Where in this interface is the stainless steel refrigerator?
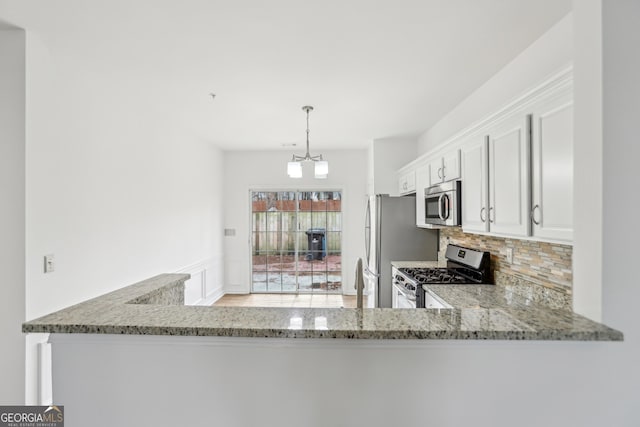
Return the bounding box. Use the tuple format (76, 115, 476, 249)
(364, 195, 439, 308)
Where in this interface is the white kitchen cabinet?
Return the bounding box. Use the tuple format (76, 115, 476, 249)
(488, 115, 531, 237)
(398, 170, 416, 195)
(428, 149, 460, 186)
(460, 116, 530, 237)
(415, 164, 429, 227)
(461, 136, 489, 233)
(404, 68, 573, 243)
(530, 96, 574, 241)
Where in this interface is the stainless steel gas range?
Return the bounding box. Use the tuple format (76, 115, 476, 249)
(391, 245, 491, 309)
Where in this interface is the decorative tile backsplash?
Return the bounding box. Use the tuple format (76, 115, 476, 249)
(439, 228, 573, 295)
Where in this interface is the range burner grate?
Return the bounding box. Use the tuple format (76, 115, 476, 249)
(399, 267, 476, 285)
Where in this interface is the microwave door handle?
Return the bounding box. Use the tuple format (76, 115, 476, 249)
(443, 194, 450, 220)
(437, 194, 445, 220)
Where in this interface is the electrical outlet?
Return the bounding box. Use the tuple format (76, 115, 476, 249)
(505, 248, 513, 264)
(44, 254, 55, 273)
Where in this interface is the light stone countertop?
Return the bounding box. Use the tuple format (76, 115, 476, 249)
(22, 273, 623, 341)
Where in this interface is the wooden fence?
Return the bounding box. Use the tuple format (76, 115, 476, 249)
(252, 211, 342, 254)
(252, 200, 341, 212)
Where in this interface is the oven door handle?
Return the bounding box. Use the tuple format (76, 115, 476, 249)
(394, 284, 416, 302)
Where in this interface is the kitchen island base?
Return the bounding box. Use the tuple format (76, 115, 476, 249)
(48, 333, 631, 427)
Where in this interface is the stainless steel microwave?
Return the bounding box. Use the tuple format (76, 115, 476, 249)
(425, 180, 461, 226)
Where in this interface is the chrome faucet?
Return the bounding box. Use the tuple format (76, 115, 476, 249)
(354, 258, 365, 309)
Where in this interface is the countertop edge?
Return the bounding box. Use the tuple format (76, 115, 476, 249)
(21, 273, 624, 342)
(21, 323, 624, 341)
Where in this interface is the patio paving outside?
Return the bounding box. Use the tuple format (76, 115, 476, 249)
(252, 254, 342, 293)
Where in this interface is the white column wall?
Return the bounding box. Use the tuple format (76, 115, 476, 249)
(0, 27, 26, 405)
(601, 0, 640, 340)
(572, 0, 603, 320)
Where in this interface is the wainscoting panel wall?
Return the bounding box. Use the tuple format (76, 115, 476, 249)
(177, 256, 224, 305)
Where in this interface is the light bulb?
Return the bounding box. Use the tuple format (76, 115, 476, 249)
(287, 161, 302, 178)
(314, 161, 328, 179)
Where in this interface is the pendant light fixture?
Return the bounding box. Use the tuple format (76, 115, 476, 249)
(287, 106, 328, 179)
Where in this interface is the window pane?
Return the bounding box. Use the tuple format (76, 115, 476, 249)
(297, 251, 311, 271)
(252, 232, 267, 255)
(311, 256, 327, 272)
(297, 212, 311, 232)
(312, 273, 328, 292)
(265, 211, 280, 233)
(266, 272, 283, 292)
(266, 253, 282, 269)
(327, 212, 342, 232)
(282, 274, 297, 292)
(252, 253, 267, 271)
(327, 192, 341, 212)
(311, 212, 327, 229)
(276, 191, 297, 211)
(325, 231, 341, 253)
(252, 212, 266, 232)
(327, 252, 342, 272)
(252, 270, 267, 292)
(312, 198, 327, 212)
(327, 271, 342, 290)
(298, 271, 313, 292)
(265, 232, 282, 253)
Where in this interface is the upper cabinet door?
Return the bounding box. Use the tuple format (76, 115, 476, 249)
(398, 170, 416, 195)
(461, 137, 489, 233)
(531, 97, 574, 241)
(428, 158, 443, 186)
(442, 149, 461, 182)
(429, 150, 460, 186)
(488, 116, 531, 237)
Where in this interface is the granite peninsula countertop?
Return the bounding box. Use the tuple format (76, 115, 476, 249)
(22, 273, 623, 341)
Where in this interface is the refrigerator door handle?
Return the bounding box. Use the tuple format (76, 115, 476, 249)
(364, 266, 380, 278)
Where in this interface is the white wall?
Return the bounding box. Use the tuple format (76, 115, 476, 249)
(23, 33, 225, 403)
(417, 13, 573, 155)
(223, 150, 367, 295)
(0, 27, 25, 404)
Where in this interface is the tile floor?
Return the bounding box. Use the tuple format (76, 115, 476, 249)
(212, 293, 371, 308)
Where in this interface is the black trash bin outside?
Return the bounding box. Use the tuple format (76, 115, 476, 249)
(305, 228, 326, 261)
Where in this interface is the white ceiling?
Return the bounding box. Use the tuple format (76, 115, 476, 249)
(0, 0, 571, 151)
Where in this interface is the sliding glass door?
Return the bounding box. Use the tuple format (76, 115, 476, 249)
(251, 190, 342, 293)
